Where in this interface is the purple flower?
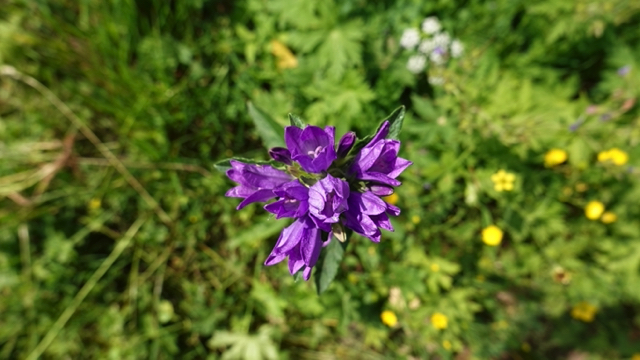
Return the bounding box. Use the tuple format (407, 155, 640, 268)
(269, 147, 292, 165)
(225, 160, 294, 210)
(308, 174, 350, 229)
(285, 125, 337, 173)
(224, 115, 411, 282)
(264, 216, 323, 280)
(349, 122, 412, 187)
(337, 131, 356, 158)
(343, 191, 400, 243)
(264, 180, 309, 219)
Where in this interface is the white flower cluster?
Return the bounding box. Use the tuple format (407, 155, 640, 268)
(399, 16, 464, 79)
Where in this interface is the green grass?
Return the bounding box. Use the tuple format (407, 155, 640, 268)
(1, 0, 640, 359)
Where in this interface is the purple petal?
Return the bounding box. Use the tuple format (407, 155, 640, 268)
(264, 251, 286, 266)
(308, 174, 350, 223)
(301, 226, 322, 266)
(337, 131, 356, 158)
(303, 266, 313, 280)
(274, 218, 306, 254)
(369, 185, 394, 196)
(357, 172, 402, 187)
(387, 157, 412, 178)
(349, 141, 385, 175)
(386, 203, 401, 217)
(371, 213, 394, 232)
(348, 191, 387, 216)
(269, 147, 292, 165)
(284, 126, 305, 155)
(367, 121, 390, 147)
(237, 189, 277, 210)
(288, 244, 305, 275)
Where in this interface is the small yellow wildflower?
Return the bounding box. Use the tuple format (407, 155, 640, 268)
(431, 312, 448, 330)
(598, 148, 628, 166)
(482, 225, 503, 246)
(585, 201, 605, 220)
(601, 211, 617, 224)
(631, 353, 640, 360)
(544, 149, 568, 167)
(442, 340, 452, 350)
(383, 193, 399, 205)
(270, 40, 298, 69)
(571, 301, 597, 322)
(490, 169, 516, 192)
(88, 198, 102, 210)
(430, 263, 440, 272)
(411, 215, 420, 224)
(381, 310, 398, 327)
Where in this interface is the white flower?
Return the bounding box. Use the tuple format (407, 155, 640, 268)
(429, 76, 445, 85)
(399, 28, 421, 49)
(450, 39, 464, 58)
(429, 50, 446, 65)
(421, 16, 441, 35)
(418, 39, 436, 54)
(407, 55, 427, 74)
(433, 32, 451, 47)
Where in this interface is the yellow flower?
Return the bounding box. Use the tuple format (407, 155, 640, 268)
(381, 310, 398, 327)
(411, 215, 420, 224)
(571, 301, 597, 322)
(490, 170, 516, 192)
(575, 182, 588, 192)
(631, 353, 640, 360)
(383, 193, 399, 205)
(442, 340, 452, 350)
(430, 263, 440, 272)
(431, 312, 448, 330)
(599, 148, 628, 166)
(88, 198, 102, 210)
(585, 201, 605, 220)
(601, 211, 617, 224)
(482, 225, 503, 246)
(270, 40, 298, 70)
(544, 149, 568, 167)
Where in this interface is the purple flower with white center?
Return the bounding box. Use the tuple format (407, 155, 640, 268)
(223, 112, 411, 283)
(264, 180, 309, 219)
(285, 125, 337, 173)
(225, 160, 294, 210)
(308, 174, 350, 229)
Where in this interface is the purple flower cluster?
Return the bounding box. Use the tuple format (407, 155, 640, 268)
(225, 121, 411, 280)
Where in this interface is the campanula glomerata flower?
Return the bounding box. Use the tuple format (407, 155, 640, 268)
(224, 119, 411, 281)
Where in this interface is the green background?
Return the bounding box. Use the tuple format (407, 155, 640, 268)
(1, 0, 640, 359)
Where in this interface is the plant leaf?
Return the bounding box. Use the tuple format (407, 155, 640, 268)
(288, 113, 305, 128)
(314, 232, 349, 294)
(213, 157, 282, 173)
(247, 101, 286, 149)
(381, 105, 405, 140)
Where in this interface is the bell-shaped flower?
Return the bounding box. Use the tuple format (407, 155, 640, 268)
(285, 125, 337, 173)
(264, 180, 309, 219)
(349, 122, 412, 187)
(264, 216, 323, 280)
(308, 174, 349, 230)
(225, 160, 294, 210)
(343, 190, 399, 243)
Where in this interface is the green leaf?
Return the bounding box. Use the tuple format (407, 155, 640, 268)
(381, 106, 405, 140)
(314, 232, 349, 294)
(247, 102, 285, 149)
(288, 113, 305, 128)
(213, 157, 282, 173)
(346, 106, 406, 157)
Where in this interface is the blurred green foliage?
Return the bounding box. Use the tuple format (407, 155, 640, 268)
(1, 0, 640, 359)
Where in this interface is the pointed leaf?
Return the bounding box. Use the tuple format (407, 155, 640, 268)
(288, 113, 305, 128)
(247, 102, 286, 149)
(381, 105, 405, 140)
(315, 232, 350, 294)
(213, 157, 283, 173)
